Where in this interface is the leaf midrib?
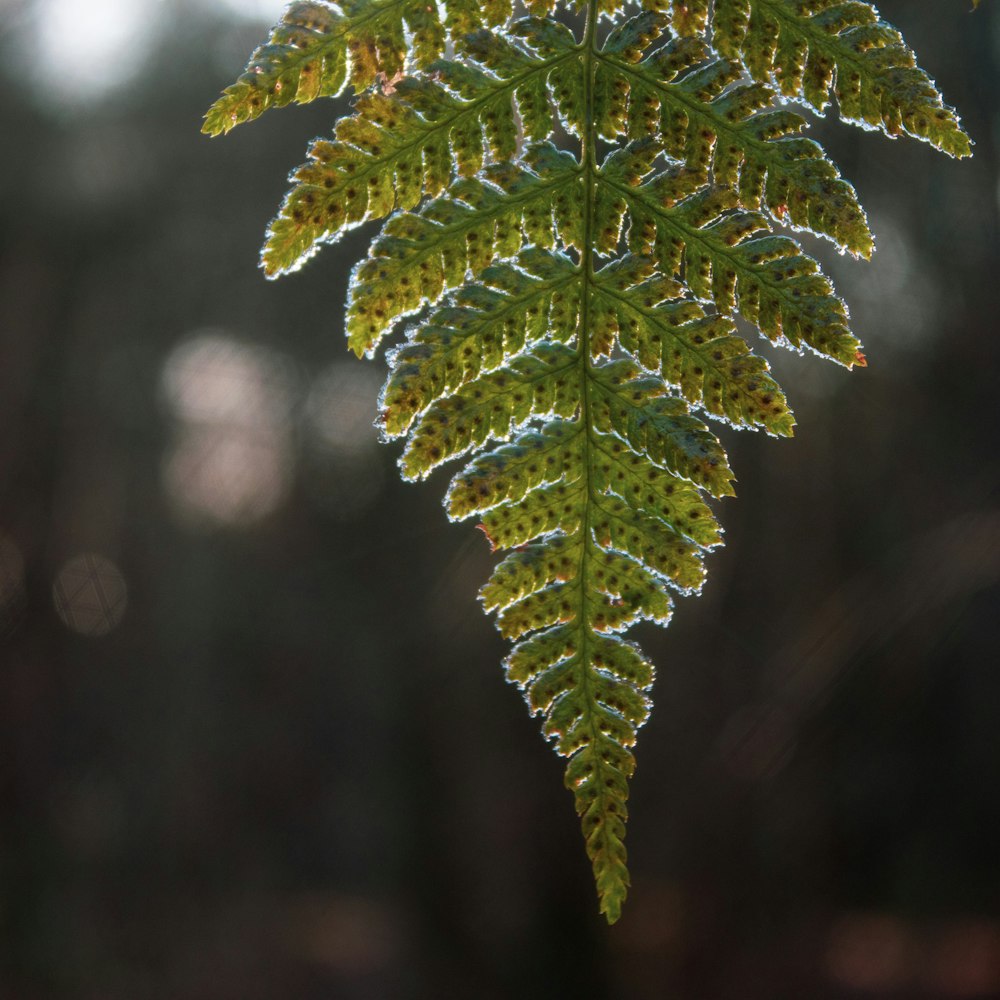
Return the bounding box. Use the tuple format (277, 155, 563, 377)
(751, 0, 892, 98)
(233, 0, 431, 93)
(601, 174, 829, 330)
(595, 282, 773, 423)
(270, 49, 578, 270)
(575, 0, 627, 922)
(391, 269, 581, 434)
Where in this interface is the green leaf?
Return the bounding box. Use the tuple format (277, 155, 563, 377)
(203, 0, 517, 134)
(346, 147, 581, 356)
(603, 149, 862, 367)
(593, 255, 795, 434)
(381, 251, 579, 439)
(596, 15, 874, 256)
(709, 0, 972, 157)
(206, 0, 971, 924)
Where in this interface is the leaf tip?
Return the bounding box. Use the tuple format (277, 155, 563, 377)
(598, 870, 629, 925)
(476, 523, 498, 552)
(200, 112, 227, 137)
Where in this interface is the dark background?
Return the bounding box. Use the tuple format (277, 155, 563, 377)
(1, 1, 998, 996)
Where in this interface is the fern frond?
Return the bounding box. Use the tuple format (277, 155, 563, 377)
(593, 254, 794, 433)
(399, 343, 580, 478)
(706, 0, 972, 157)
(202, 0, 525, 134)
(601, 147, 860, 366)
(261, 17, 596, 282)
(381, 250, 580, 437)
(668, 0, 710, 36)
(448, 377, 729, 922)
(390, 238, 736, 918)
(595, 13, 874, 256)
(207, 0, 971, 923)
(347, 147, 581, 355)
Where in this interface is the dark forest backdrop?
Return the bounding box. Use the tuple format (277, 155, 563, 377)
(1, 1, 998, 996)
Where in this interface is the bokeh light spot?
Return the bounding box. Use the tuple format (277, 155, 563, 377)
(26, 0, 163, 104)
(826, 913, 910, 992)
(53, 554, 128, 637)
(162, 331, 296, 430)
(305, 362, 384, 454)
(301, 363, 386, 519)
(164, 424, 292, 527)
(161, 331, 297, 528)
(927, 922, 1000, 997)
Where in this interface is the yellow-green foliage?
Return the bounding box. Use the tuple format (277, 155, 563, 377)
(205, 0, 970, 923)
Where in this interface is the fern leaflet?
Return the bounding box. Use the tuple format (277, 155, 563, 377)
(205, 0, 970, 922)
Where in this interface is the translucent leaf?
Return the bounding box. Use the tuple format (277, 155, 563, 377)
(713, 0, 972, 157)
(597, 20, 874, 255)
(206, 0, 972, 925)
(203, 0, 514, 134)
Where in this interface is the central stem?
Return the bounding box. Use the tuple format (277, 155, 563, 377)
(575, 0, 599, 652)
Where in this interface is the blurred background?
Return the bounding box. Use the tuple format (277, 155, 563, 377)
(0, 0, 998, 996)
